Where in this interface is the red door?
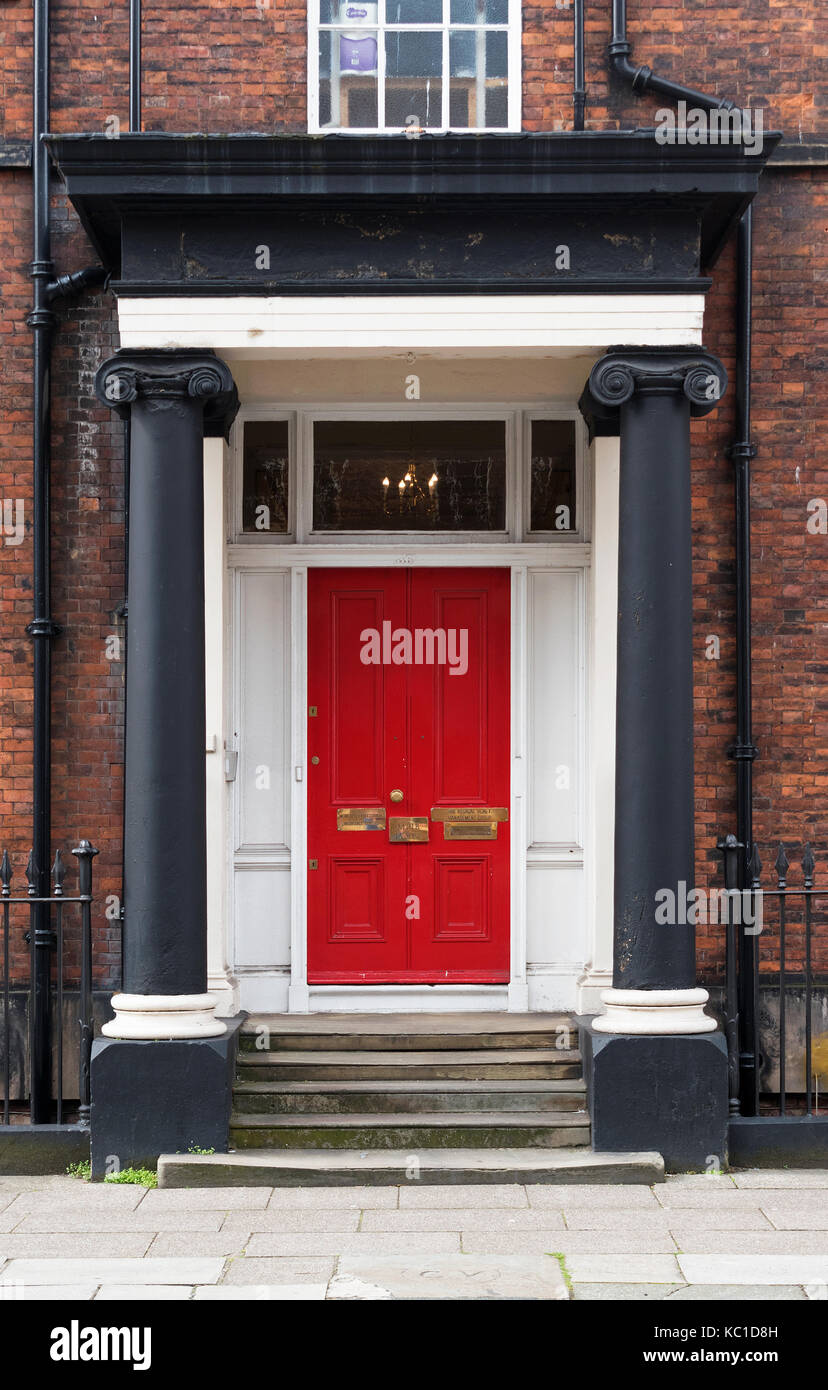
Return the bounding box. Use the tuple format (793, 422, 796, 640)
(307, 568, 510, 983)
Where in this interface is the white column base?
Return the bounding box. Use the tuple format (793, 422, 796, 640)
(592, 987, 717, 1036)
(101, 992, 227, 1040)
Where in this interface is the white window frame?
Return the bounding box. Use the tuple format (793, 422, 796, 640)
(231, 402, 586, 544)
(307, 0, 522, 135)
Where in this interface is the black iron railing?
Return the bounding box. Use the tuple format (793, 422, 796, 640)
(719, 835, 828, 1120)
(1, 840, 98, 1126)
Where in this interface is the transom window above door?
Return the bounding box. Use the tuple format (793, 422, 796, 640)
(309, 0, 519, 133)
(237, 409, 582, 543)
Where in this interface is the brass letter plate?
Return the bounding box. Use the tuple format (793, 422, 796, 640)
(337, 808, 387, 831)
(431, 807, 509, 823)
(389, 816, 429, 843)
(444, 821, 498, 841)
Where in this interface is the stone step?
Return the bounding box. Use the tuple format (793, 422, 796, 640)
(239, 1012, 575, 1053)
(158, 1147, 665, 1188)
(233, 1078, 587, 1115)
(236, 1048, 582, 1082)
(228, 1111, 591, 1150)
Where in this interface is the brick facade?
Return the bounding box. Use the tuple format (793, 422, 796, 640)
(0, 2, 825, 987)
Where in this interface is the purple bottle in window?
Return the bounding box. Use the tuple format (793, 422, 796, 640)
(340, 34, 378, 72)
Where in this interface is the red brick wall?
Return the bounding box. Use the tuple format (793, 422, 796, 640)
(1, 3, 825, 989)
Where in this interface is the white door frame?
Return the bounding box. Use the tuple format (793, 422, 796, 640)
(267, 544, 589, 1013)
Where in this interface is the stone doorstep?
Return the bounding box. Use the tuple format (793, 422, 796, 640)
(157, 1147, 665, 1188)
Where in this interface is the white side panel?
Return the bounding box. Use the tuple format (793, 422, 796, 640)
(237, 570, 291, 852)
(528, 569, 582, 850)
(578, 434, 621, 1013)
(204, 438, 237, 1016)
(234, 866, 291, 969)
(526, 863, 585, 966)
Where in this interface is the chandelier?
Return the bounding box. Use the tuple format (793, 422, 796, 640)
(382, 461, 439, 518)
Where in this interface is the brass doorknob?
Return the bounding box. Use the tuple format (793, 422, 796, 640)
(389, 789, 404, 803)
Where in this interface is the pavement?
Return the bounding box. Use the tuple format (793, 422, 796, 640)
(0, 1170, 826, 1300)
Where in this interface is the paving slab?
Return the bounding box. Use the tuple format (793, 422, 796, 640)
(528, 1185, 659, 1209)
(0, 1214, 22, 1233)
(666, 1283, 809, 1301)
(670, 1230, 828, 1255)
(573, 1283, 688, 1300)
(244, 1231, 461, 1257)
(397, 1183, 527, 1208)
(733, 1171, 828, 1189)
(564, 1254, 685, 1283)
(0, 1235, 153, 1259)
(3, 1284, 100, 1301)
(221, 1210, 362, 1233)
(563, 1209, 773, 1232)
(0, 1257, 225, 1286)
(267, 1187, 398, 1210)
(360, 1208, 566, 1233)
(148, 1233, 251, 1258)
(17, 1212, 226, 1234)
(573, 1282, 807, 1301)
(3, 1189, 146, 1214)
(764, 1209, 828, 1230)
(94, 1285, 193, 1301)
(328, 1254, 569, 1300)
(138, 1187, 272, 1211)
(678, 1254, 828, 1285)
(195, 1283, 328, 1300)
(654, 1190, 783, 1210)
(219, 1257, 336, 1284)
(0, 1177, 75, 1193)
(460, 1231, 676, 1256)
(659, 1175, 738, 1189)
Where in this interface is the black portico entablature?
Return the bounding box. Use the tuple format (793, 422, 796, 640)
(44, 132, 780, 297)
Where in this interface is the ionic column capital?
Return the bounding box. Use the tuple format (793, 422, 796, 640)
(95, 349, 239, 439)
(579, 346, 727, 437)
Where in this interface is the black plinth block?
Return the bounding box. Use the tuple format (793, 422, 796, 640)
(579, 1020, 729, 1172)
(89, 1016, 244, 1179)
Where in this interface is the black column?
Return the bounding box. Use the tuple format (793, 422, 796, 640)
(577, 348, 731, 1169)
(89, 351, 241, 1177)
(582, 348, 727, 992)
(95, 352, 238, 997)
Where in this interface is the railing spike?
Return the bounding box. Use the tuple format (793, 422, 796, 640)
(0, 849, 11, 895)
(775, 842, 789, 886)
(25, 849, 37, 896)
(802, 842, 815, 888)
(52, 848, 66, 897)
(747, 841, 762, 887)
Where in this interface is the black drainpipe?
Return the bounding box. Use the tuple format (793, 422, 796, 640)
(27, 0, 105, 1119)
(609, 0, 734, 113)
(573, 0, 585, 130)
(727, 207, 760, 1115)
(26, 0, 59, 1123)
(606, 1, 759, 1104)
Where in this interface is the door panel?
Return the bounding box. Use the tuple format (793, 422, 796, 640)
(307, 567, 510, 983)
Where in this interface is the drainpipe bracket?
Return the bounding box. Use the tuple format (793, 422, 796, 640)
(25, 618, 62, 640)
(727, 441, 758, 462)
(727, 740, 759, 762)
(26, 306, 56, 330)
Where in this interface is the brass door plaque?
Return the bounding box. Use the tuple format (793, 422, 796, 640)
(430, 807, 508, 823)
(444, 821, 498, 841)
(389, 816, 429, 843)
(337, 808, 387, 831)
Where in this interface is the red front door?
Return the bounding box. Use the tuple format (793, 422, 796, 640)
(307, 568, 511, 983)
